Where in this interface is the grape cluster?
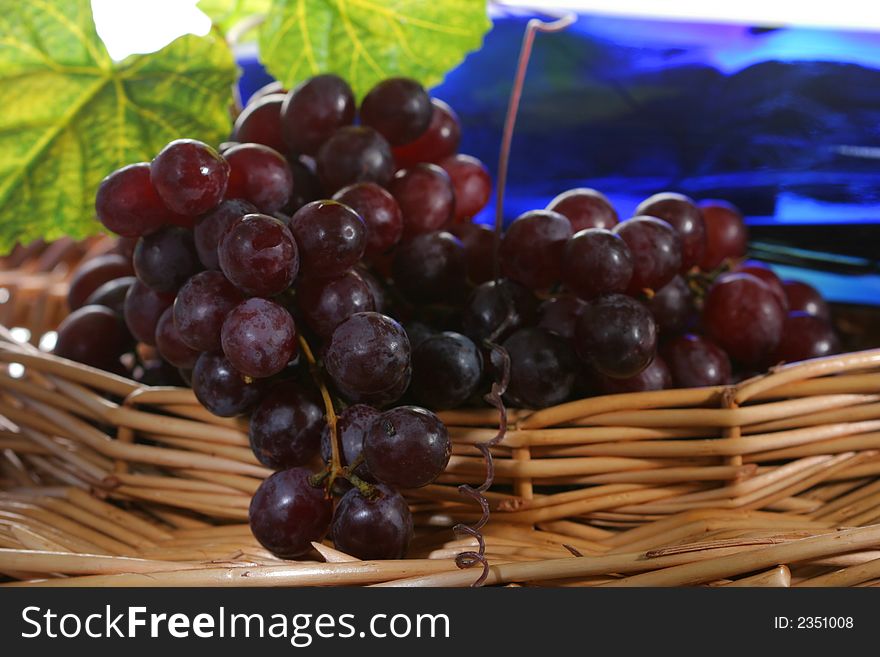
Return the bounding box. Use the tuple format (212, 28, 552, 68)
(55, 72, 841, 563)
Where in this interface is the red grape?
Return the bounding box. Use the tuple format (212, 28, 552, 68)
(194, 199, 258, 270)
(736, 261, 789, 313)
(316, 126, 394, 193)
(504, 327, 576, 408)
(391, 231, 467, 304)
(647, 275, 693, 334)
(500, 210, 573, 290)
(218, 213, 299, 297)
(662, 333, 732, 388)
(392, 98, 461, 168)
(133, 226, 201, 293)
(698, 200, 747, 270)
(636, 192, 705, 271)
(173, 270, 244, 351)
(575, 294, 658, 378)
(332, 485, 413, 560)
(597, 355, 672, 394)
(613, 216, 682, 294)
(288, 200, 366, 278)
(54, 305, 132, 371)
(155, 306, 199, 369)
(462, 278, 537, 342)
(439, 154, 492, 223)
(123, 279, 174, 345)
(411, 332, 483, 410)
(221, 298, 297, 378)
(249, 381, 325, 469)
(547, 188, 618, 232)
(537, 296, 586, 340)
(562, 228, 633, 300)
(281, 74, 355, 156)
(333, 182, 403, 258)
(232, 93, 286, 154)
(388, 164, 455, 238)
(783, 280, 830, 321)
(297, 270, 376, 338)
(224, 143, 293, 213)
(67, 253, 134, 310)
(769, 312, 840, 365)
(192, 351, 263, 417)
(84, 276, 135, 317)
(319, 404, 379, 481)
(449, 221, 495, 284)
(95, 163, 179, 237)
(360, 77, 432, 146)
(150, 139, 229, 216)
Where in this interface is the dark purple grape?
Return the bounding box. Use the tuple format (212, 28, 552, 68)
(449, 221, 495, 284)
(462, 279, 537, 342)
(316, 126, 394, 193)
(285, 157, 324, 214)
(702, 272, 785, 365)
(332, 484, 413, 559)
(562, 228, 633, 300)
(392, 98, 460, 168)
(319, 404, 379, 481)
(224, 143, 293, 213)
(54, 305, 132, 371)
(150, 139, 229, 216)
(783, 280, 830, 321)
(173, 270, 244, 352)
(391, 231, 466, 304)
(537, 296, 586, 340)
(67, 254, 134, 310)
(136, 359, 186, 387)
(504, 327, 576, 408)
(218, 213, 299, 297)
(95, 163, 180, 237)
(281, 74, 356, 156)
(194, 199, 258, 270)
(662, 334, 732, 388)
(133, 226, 201, 293)
(768, 313, 840, 365)
(364, 406, 450, 489)
(155, 306, 199, 369)
(123, 280, 174, 345)
(84, 276, 136, 317)
(736, 262, 789, 313)
(192, 351, 263, 417)
(439, 154, 491, 223)
(501, 210, 572, 291)
(297, 270, 376, 338)
(404, 322, 436, 351)
(698, 200, 747, 271)
(221, 298, 297, 378)
(249, 467, 333, 558)
(360, 77, 432, 146)
(636, 193, 705, 271)
(333, 182, 403, 258)
(574, 294, 658, 378)
(596, 355, 672, 394)
(388, 164, 455, 239)
(323, 313, 411, 404)
(232, 93, 286, 154)
(547, 188, 618, 232)
(647, 275, 693, 334)
(356, 265, 386, 313)
(411, 332, 482, 410)
(249, 381, 325, 469)
(288, 200, 366, 278)
(613, 216, 682, 294)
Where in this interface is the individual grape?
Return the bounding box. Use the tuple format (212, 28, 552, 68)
(702, 272, 785, 365)
(562, 228, 633, 300)
(449, 221, 494, 284)
(462, 279, 537, 342)
(503, 327, 576, 408)
(500, 210, 573, 290)
(546, 188, 618, 232)
(332, 182, 403, 258)
(662, 334, 732, 388)
(95, 163, 179, 237)
(574, 294, 658, 378)
(392, 98, 461, 168)
(316, 126, 394, 193)
(67, 254, 134, 310)
(698, 200, 747, 270)
(192, 351, 264, 417)
(360, 77, 432, 146)
(411, 332, 482, 410)
(332, 485, 413, 560)
(232, 93, 286, 154)
(150, 139, 230, 216)
(153, 306, 199, 369)
(173, 270, 244, 351)
(647, 275, 693, 334)
(54, 305, 132, 371)
(768, 312, 840, 364)
(323, 313, 411, 403)
(537, 296, 586, 340)
(391, 231, 467, 304)
(84, 276, 136, 317)
(249, 381, 325, 469)
(133, 226, 201, 293)
(194, 199, 258, 270)
(221, 298, 297, 378)
(388, 164, 455, 238)
(735, 261, 789, 313)
(249, 467, 333, 558)
(636, 192, 705, 271)
(123, 280, 174, 345)
(613, 216, 682, 294)
(439, 154, 492, 223)
(288, 200, 366, 277)
(363, 406, 451, 489)
(596, 356, 672, 394)
(285, 157, 324, 214)
(297, 270, 376, 338)
(783, 280, 830, 321)
(281, 74, 356, 156)
(218, 213, 299, 297)
(319, 404, 379, 481)
(224, 143, 293, 213)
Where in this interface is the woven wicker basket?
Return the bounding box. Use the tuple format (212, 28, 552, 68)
(2, 242, 880, 587)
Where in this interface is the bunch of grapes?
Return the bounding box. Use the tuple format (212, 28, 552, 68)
(53, 71, 840, 563)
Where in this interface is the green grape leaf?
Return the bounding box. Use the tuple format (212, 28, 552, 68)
(259, 0, 491, 99)
(198, 0, 271, 37)
(0, 0, 237, 251)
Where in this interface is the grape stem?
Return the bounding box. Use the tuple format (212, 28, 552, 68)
(297, 335, 342, 492)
